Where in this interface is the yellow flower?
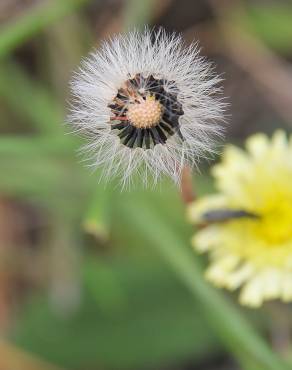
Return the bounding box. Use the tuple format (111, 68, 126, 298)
(188, 131, 292, 307)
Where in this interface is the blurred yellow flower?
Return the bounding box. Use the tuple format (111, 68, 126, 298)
(188, 131, 292, 307)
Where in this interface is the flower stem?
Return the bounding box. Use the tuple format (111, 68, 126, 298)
(124, 198, 291, 370)
(180, 166, 196, 204)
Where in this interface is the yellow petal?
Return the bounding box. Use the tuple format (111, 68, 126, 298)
(239, 276, 264, 308)
(246, 133, 269, 159)
(193, 225, 222, 252)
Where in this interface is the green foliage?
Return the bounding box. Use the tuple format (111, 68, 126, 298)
(236, 4, 292, 53)
(0, 62, 63, 134)
(12, 258, 218, 370)
(121, 196, 291, 370)
(0, 0, 91, 58)
(0, 1, 291, 369)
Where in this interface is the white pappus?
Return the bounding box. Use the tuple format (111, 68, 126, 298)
(68, 28, 225, 187)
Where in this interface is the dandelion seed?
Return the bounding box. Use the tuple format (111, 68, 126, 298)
(68, 28, 225, 187)
(188, 131, 292, 307)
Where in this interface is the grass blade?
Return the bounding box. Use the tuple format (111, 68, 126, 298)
(123, 198, 290, 370)
(0, 0, 90, 58)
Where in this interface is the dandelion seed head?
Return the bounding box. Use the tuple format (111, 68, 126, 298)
(68, 28, 225, 187)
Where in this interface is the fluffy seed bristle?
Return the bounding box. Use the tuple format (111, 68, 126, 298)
(68, 28, 226, 187)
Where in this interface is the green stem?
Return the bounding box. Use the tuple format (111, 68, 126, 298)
(124, 199, 290, 370)
(83, 185, 113, 241)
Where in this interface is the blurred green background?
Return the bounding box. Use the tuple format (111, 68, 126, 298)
(1, 1, 292, 369)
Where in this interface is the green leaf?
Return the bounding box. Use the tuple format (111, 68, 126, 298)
(0, 62, 63, 134)
(0, 0, 91, 58)
(12, 258, 218, 369)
